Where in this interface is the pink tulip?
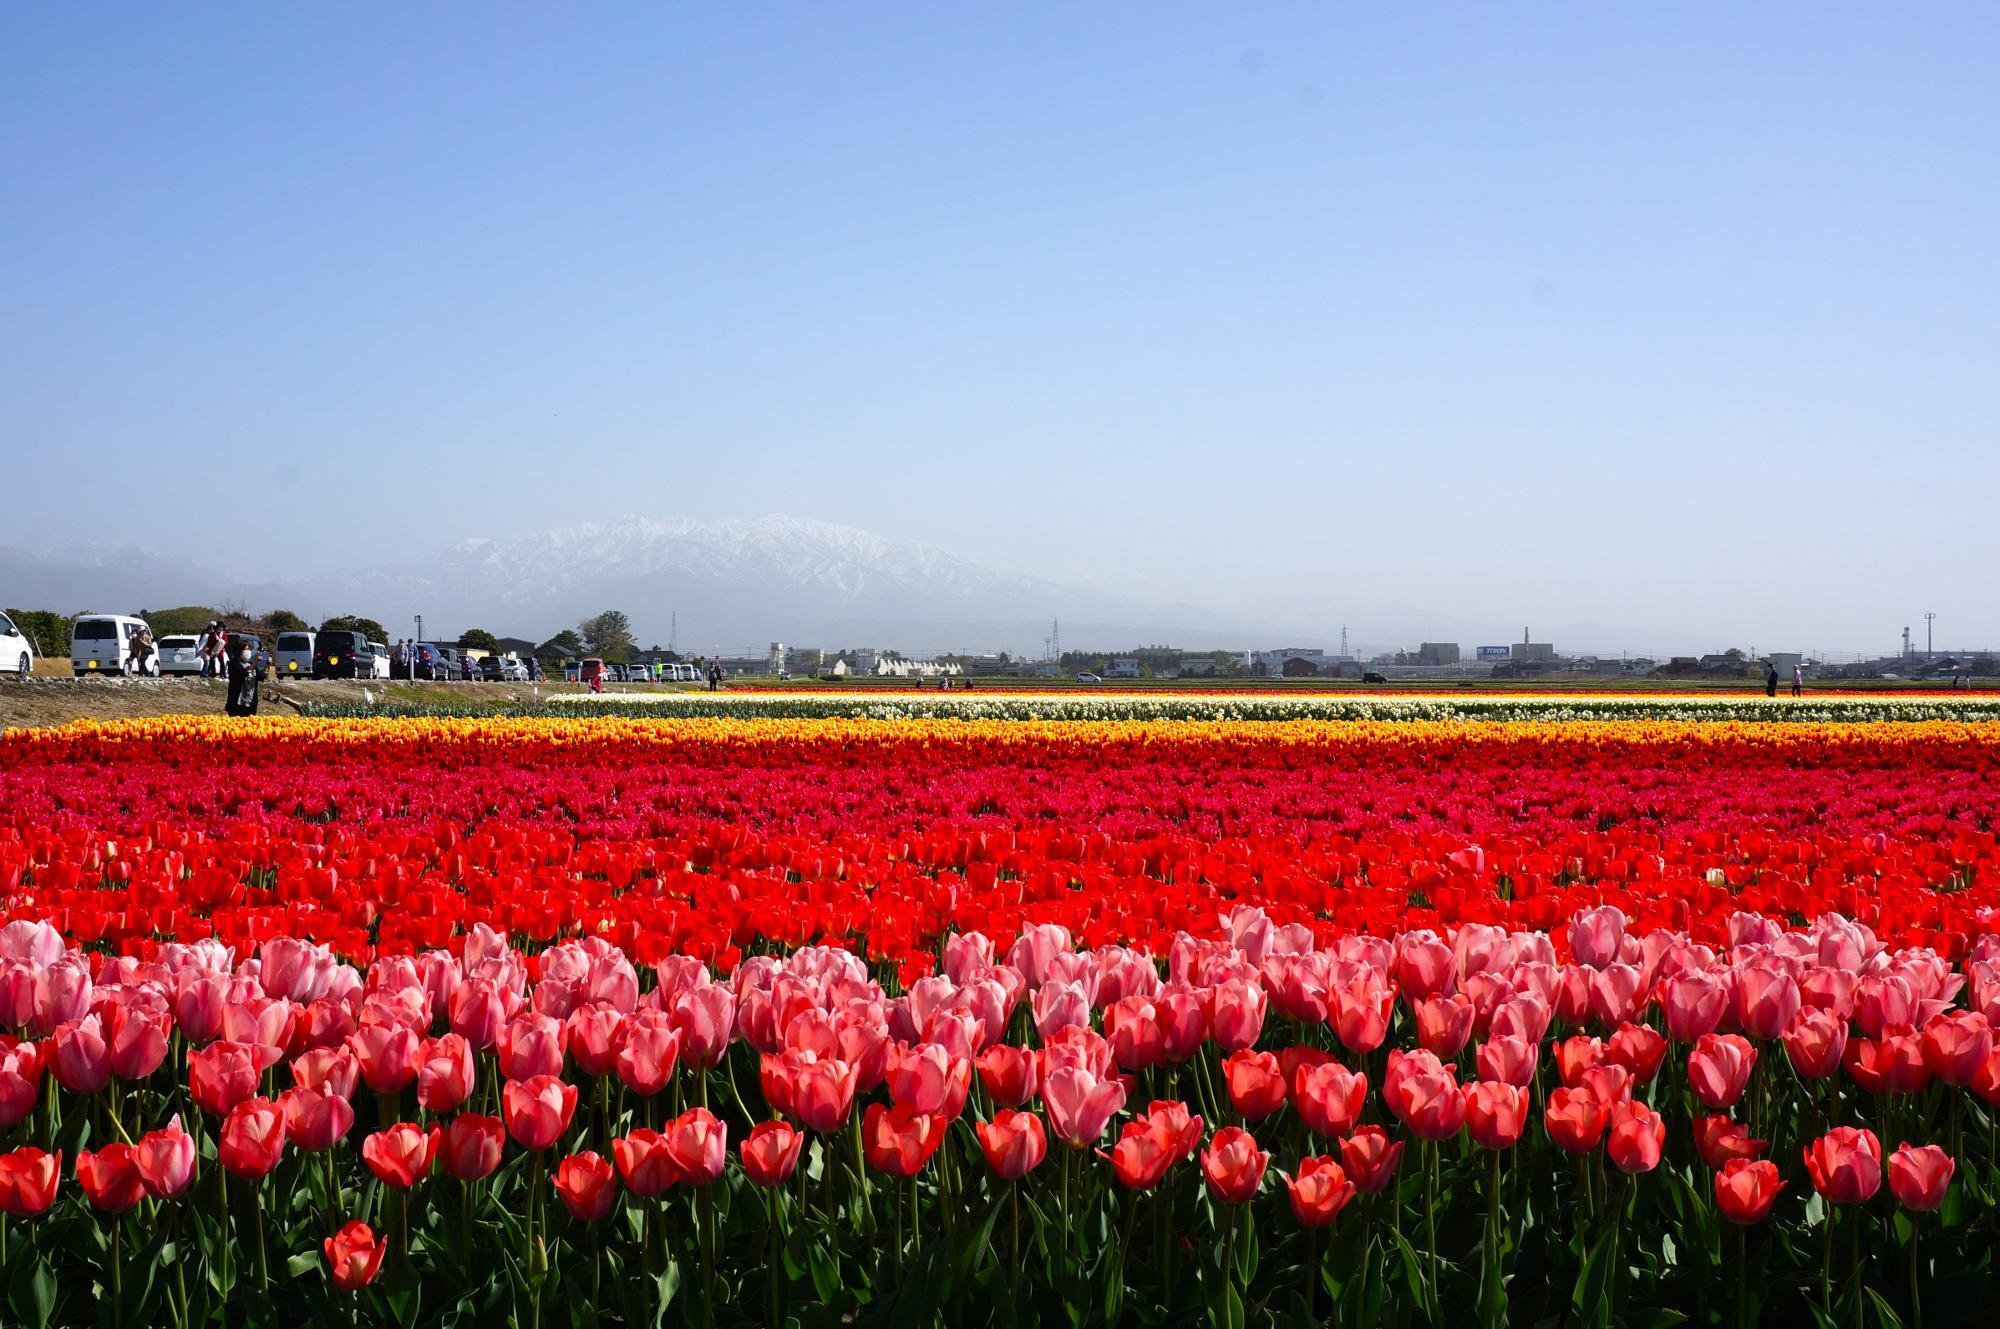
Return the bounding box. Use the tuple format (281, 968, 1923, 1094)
(1042, 1065, 1127, 1149)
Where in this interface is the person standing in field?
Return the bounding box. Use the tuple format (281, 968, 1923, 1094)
(1791, 663, 1803, 697)
(224, 635, 260, 715)
(1765, 663, 1779, 697)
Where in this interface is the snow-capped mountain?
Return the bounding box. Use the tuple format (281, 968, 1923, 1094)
(301, 514, 1268, 653)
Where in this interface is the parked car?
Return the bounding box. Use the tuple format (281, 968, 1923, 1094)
(275, 631, 316, 679)
(1075, 672, 1102, 684)
(477, 654, 529, 682)
(312, 631, 379, 679)
(71, 614, 158, 676)
(431, 646, 464, 680)
(156, 634, 204, 676)
(0, 611, 35, 678)
(406, 642, 444, 679)
(366, 642, 392, 679)
(1363, 671, 1389, 685)
(579, 658, 606, 686)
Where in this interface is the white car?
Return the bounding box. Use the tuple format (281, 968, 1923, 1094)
(274, 631, 316, 679)
(0, 611, 35, 678)
(72, 614, 159, 676)
(367, 642, 392, 679)
(157, 634, 205, 675)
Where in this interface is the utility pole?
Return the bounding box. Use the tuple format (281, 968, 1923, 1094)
(1926, 612, 1937, 659)
(670, 611, 677, 654)
(414, 616, 423, 682)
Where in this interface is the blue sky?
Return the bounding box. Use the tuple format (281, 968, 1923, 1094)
(4, 5, 1996, 652)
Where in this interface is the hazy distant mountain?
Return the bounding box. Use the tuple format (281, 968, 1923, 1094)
(305, 514, 1292, 653)
(2, 516, 1725, 658)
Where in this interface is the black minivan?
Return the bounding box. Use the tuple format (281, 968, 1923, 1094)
(312, 631, 378, 679)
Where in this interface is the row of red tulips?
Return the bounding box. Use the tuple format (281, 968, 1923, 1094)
(0, 905, 1996, 1326)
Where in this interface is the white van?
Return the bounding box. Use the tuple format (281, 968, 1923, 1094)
(274, 631, 316, 678)
(71, 614, 158, 676)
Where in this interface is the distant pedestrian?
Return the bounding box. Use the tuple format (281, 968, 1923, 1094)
(224, 636, 260, 716)
(708, 663, 722, 692)
(392, 640, 407, 677)
(1791, 664, 1803, 697)
(1764, 663, 1779, 698)
(199, 621, 225, 680)
(129, 625, 155, 677)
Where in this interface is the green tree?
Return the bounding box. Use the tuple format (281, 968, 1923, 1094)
(538, 629, 585, 658)
(265, 609, 308, 632)
(141, 606, 223, 636)
(578, 611, 636, 662)
(457, 628, 500, 653)
(320, 614, 389, 643)
(4, 609, 70, 657)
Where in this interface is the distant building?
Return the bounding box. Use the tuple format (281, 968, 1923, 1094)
(1416, 642, 1461, 666)
(1255, 647, 1329, 676)
(1179, 656, 1221, 677)
(1511, 641, 1556, 663)
(1105, 656, 1141, 679)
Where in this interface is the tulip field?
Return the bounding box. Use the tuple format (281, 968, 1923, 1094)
(4, 711, 2000, 1326)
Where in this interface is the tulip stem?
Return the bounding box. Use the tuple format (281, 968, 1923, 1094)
(111, 1214, 123, 1329)
(1735, 1224, 1747, 1329)
(1909, 1215, 1922, 1329)
(251, 1180, 269, 1306)
(699, 1184, 716, 1329)
(1851, 1207, 1862, 1329)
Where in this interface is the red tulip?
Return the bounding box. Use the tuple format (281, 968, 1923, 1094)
(1782, 1008, 1847, 1080)
(1385, 1051, 1464, 1142)
(135, 1117, 197, 1199)
(1292, 1060, 1366, 1139)
(1201, 1125, 1269, 1204)
(1687, 1034, 1757, 1110)
(219, 1096, 287, 1179)
(975, 1044, 1040, 1107)
(552, 1151, 619, 1220)
(1464, 1080, 1529, 1150)
(1543, 1087, 1609, 1153)
(1692, 1116, 1767, 1170)
(282, 1086, 356, 1153)
(975, 1109, 1048, 1179)
(77, 1143, 147, 1212)
(663, 1107, 728, 1186)
(415, 1034, 475, 1114)
(1920, 1012, 1992, 1088)
(1605, 1023, 1666, 1083)
(0, 1146, 60, 1217)
(611, 1128, 677, 1196)
(438, 1114, 505, 1181)
(362, 1122, 440, 1188)
(352, 1023, 420, 1095)
(502, 1075, 578, 1151)
(739, 1121, 804, 1187)
(1103, 1120, 1178, 1191)
(1221, 1050, 1287, 1121)
(1713, 1158, 1783, 1224)
(1606, 1101, 1664, 1174)
(1339, 1127, 1403, 1194)
(861, 1101, 947, 1177)
(1284, 1156, 1355, 1227)
(614, 1010, 681, 1097)
(1887, 1143, 1953, 1212)
(1803, 1127, 1882, 1204)
(324, 1220, 387, 1290)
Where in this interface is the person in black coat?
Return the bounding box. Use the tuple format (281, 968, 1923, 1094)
(225, 636, 260, 716)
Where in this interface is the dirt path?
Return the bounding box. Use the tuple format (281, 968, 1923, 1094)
(0, 676, 679, 731)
